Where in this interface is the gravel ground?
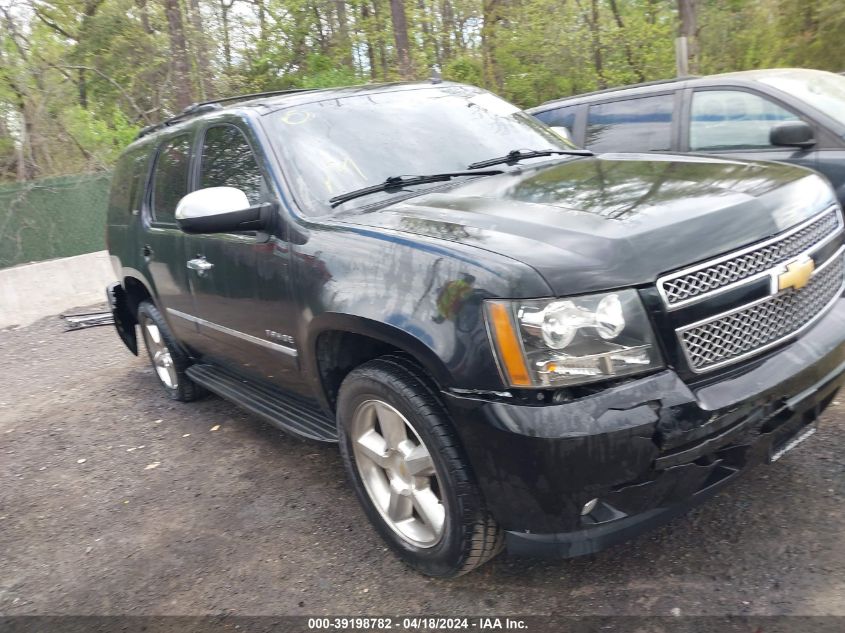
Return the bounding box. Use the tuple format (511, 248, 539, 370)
(1, 308, 844, 617)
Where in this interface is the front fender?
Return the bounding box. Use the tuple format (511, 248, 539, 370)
(294, 222, 552, 393)
(306, 312, 455, 389)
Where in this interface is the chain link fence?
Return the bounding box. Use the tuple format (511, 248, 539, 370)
(0, 172, 112, 269)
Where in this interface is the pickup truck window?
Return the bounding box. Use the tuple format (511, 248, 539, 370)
(200, 125, 266, 205)
(265, 86, 573, 215)
(151, 134, 192, 224)
(586, 94, 673, 152)
(690, 90, 800, 150)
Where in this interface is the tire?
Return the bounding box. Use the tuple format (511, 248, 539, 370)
(337, 355, 503, 577)
(137, 301, 203, 402)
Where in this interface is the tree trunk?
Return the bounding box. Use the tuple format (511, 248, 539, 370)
(255, 0, 268, 42)
(163, 0, 193, 110)
(645, 0, 658, 25)
(390, 0, 413, 79)
(78, 67, 88, 109)
(372, 0, 389, 79)
(585, 0, 606, 88)
(335, 0, 354, 69)
(313, 4, 327, 53)
(220, 0, 233, 69)
(136, 0, 153, 33)
(677, 0, 699, 74)
(15, 107, 27, 181)
(608, 0, 644, 82)
(360, 3, 378, 79)
(439, 0, 454, 60)
(188, 0, 212, 99)
(418, 0, 439, 69)
(481, 0, 505, 90)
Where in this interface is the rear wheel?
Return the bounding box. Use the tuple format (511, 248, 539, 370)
(137, 301, 203, 402)
(337, 356, 503, 577)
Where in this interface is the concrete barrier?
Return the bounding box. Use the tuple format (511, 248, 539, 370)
(0, 250, 116, 329)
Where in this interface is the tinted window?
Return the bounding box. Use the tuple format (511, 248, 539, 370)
(200, 125, 266, 205)
(151, 135, 192, 223)
(586, 95, 674, 152)
(108, 147, 148, 220)
(536, 105, 578, 133)
(690, 90, 800, 150)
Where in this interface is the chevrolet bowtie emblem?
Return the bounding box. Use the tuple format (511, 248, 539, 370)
(777, 257, 815, 291)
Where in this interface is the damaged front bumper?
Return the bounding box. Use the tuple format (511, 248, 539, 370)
(444, 298, 845, 558)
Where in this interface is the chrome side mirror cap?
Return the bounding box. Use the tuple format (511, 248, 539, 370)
(175, 186, 251, 221)
(175, 187, 273, 234)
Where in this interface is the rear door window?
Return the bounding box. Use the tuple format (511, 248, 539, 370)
(586, 94, 674, 152)
(690, 90, 801, 150)
(150, 134, 193, 224)
(108, 147, 149, 220)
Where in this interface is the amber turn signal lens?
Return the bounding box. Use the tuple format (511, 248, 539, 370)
(487, 301, 531, 387)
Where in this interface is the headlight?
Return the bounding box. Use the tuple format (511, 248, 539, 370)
(485, 289, 664, 388)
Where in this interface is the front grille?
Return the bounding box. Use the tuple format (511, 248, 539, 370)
(659, 207, 842, 308)
(679, 253, 845, 371)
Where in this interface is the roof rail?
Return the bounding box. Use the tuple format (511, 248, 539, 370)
(532, 75, 699, 109)
(136, 88, 316, 139)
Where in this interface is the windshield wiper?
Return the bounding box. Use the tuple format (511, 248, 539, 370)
(467, 148, 593, 170)
(329, 170, 504, 208)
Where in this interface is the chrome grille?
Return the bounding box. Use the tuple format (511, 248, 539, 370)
(659, 207, 842, 308)
(679, 253, 845, 371)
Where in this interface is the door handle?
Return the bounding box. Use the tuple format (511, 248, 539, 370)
(187, 257, 214, 274)
(142, 244, 153, 258)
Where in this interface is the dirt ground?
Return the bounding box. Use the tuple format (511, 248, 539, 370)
(1, 308, 844, 617)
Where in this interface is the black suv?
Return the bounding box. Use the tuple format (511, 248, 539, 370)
(529, 68, 845, 205)
(106, 81, 845, 577)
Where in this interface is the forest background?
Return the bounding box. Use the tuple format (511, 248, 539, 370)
(1, 0, 843, 182)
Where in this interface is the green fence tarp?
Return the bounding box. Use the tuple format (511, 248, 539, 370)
(0, 172, 112, 269)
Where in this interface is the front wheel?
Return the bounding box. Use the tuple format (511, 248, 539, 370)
(337, 356, 503, 577)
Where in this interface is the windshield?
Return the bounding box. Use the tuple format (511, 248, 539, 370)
(264, 85, 578, 214)
(758, 70, 845, 127)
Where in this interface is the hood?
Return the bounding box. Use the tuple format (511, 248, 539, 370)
(338, 153, 835, 295)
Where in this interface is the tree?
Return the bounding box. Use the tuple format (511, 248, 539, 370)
(0, 0, 843, 183)
(390, 0, 414, 79)
(163, 0, 194, 109)
(481, 0, 505, 90)
(677, 0, 698, 75)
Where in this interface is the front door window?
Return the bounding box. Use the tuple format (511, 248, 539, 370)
(150, 135, 192, 224)
(690, 90, 800, 151)
(199, 125, 267, 205)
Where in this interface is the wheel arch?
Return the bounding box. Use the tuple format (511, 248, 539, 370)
(122, 274, 154, 316)
(308, 313, 453, 413)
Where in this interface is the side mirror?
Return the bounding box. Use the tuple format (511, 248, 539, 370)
(550, 125, 573, 142)
(770, 121, 816, 149)
(175, 187, 274, 234)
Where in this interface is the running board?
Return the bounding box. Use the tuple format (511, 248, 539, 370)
(186, 364, 338, 442)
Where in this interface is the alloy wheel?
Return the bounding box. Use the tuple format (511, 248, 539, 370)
(141, 318, 178, 389)
(350, 399, 446, 548)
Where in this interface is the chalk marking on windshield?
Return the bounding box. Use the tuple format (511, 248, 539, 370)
(321, 156, 367, 195)
(280, 110, 314, 125)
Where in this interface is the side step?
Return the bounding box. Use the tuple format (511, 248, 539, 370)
(186, 364, 338, 442)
